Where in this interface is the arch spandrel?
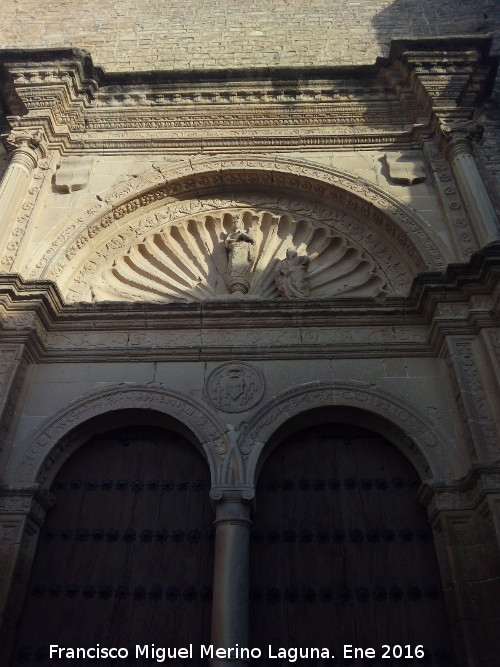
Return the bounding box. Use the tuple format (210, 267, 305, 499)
(28, 155, 452, 302)
(238, 381, 452, 485)
(7, 385, 232, 488)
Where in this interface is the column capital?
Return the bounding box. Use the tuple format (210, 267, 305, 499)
(210, 487, 254, 525)
(439, 120, 484, 160)
(210, 487, 255, 504)
(2, 129, 46, 170)
(0, 482, 55, 518)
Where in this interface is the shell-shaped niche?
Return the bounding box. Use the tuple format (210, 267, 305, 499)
(93, 212, 389, 301)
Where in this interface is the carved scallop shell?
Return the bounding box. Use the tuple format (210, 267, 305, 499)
(93, 211, 389, 301)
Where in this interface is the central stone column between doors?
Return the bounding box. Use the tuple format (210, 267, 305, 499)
(210, 489, 253, 667)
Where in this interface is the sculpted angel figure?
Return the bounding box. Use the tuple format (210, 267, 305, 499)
(224, 217, 255, 294)
(274, 248, 311, 298)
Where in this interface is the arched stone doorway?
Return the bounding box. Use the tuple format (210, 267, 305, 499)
(10, 410, 214, 666)
(250, 416, 456, 665)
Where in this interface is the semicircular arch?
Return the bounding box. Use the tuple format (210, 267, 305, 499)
(31, 155, 452, 296)
(239, 380, 451, 484)
(8, 384, 230, 487)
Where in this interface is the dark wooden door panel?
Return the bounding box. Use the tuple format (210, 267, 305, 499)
(12, 426, 213, 666)
(251, 425, 456, 665)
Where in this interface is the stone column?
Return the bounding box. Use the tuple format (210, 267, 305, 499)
(0, 131, 44, 255)
(440, 121, 499, 247)
(209, 489, 253, 667)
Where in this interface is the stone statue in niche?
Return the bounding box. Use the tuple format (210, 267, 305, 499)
(274, 248, 311, 298)
(224, 217, 255, 294)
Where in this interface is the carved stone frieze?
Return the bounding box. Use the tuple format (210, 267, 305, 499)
(299, 326, 429, 345)
(204, 362, 264, 413)
(37, 325, 432, 354)
(448, 339, 499, 458)
(434, 303, 470, 319)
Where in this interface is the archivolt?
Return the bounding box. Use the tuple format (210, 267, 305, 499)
(9, 384, 229, 487)
(239, 380, 451, 483)
(31, 154, 452, 290)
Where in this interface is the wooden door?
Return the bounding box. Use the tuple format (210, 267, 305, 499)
(12, 426, 213, 666)
(251, 425, 456, 665)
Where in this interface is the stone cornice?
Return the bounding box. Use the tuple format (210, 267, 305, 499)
(381, 35, 499, 147)
(419, 460, 500, 514)
(0, 244, 498, 361)
(1, 38, 496, 153)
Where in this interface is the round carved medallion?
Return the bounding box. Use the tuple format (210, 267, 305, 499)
(204, 362, 264, 413)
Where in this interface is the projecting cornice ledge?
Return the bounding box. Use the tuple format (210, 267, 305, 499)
(388, 34, 496, 61)
(0, 244, 498, 361)
(1, 37, 497, 153)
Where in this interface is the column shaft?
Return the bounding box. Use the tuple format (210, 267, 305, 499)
(450, 151, 499, 246)
(210, 494, 252, 667)
(0, 141, 40, 256)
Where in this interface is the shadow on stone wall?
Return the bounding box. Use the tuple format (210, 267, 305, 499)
(372, 0, 499, 56)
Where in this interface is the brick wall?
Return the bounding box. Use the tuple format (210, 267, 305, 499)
(1, 0, 498, 72)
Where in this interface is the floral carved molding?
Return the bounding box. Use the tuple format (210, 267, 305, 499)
(9, 385, 230, 486)
(28, 156, 451, 301)
(239, 380, 452, 482)
(6, 380, 453, 491)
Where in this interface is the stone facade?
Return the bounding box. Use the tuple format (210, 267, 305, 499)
(0, 3, 499, 666)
